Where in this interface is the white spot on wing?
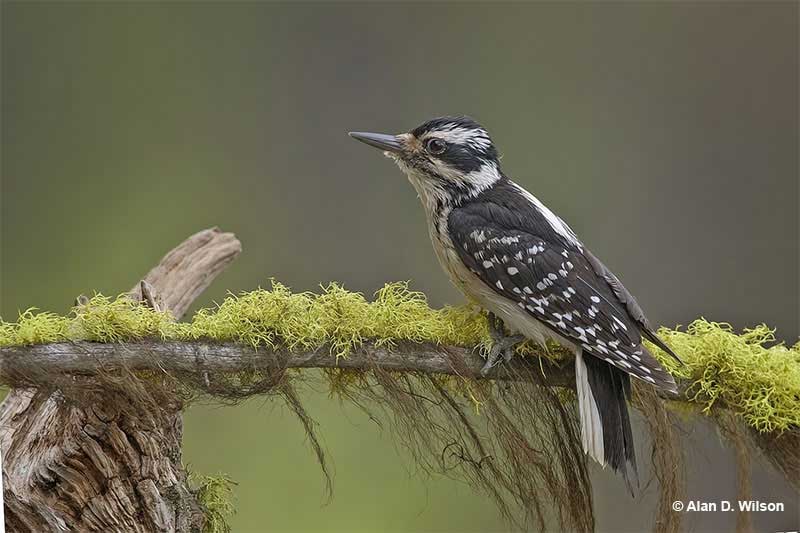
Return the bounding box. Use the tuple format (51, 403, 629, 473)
(612, 316, 629, 331)
(470, 230, 486, 243)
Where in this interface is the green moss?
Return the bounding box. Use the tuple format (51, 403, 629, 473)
(649, 320, 800, 433)
(189, 473, 236, 533)
(0, 295, 176, 346)
(178, 281, 492, 358)
(1, 282, 798, 434)
(0, 308, 70, 346)
(73, 294, 178, 342)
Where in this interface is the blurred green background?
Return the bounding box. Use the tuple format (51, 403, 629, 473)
(2, 2, 798, 532)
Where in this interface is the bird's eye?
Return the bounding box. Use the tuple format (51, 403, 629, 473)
(425, 138, 447, 155)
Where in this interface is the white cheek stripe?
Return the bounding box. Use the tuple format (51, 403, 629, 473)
(510, 183, 581, 248)
(462, 162, 501, 194)
(424, 159, 500, 200)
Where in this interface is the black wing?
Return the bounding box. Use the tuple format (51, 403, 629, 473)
(448, 202, 677, 392)
(582, 249, 683, 365)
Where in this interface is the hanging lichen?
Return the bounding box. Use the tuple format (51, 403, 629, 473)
(1, 281, 798, 530)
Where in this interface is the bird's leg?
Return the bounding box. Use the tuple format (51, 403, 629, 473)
(481, 312, 525, 376)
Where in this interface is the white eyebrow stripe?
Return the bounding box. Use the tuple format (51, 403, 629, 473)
(426, 127, 491, 148)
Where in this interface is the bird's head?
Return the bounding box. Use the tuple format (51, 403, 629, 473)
(350, 116, 502, 209)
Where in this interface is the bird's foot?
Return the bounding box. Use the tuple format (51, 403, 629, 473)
(481, 313, 525, 376)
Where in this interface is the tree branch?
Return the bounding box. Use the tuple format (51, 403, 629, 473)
(1, 340, 580, 390)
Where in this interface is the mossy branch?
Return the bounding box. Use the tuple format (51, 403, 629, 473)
(1, 227, 798, 532)
(1, 285, 798, 434)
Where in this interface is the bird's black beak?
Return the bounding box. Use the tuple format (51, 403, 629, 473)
(348, 131, 403, 153)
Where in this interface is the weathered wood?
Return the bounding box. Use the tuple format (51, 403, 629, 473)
(0, 228, 241, 532)
(0, 340, 577, 391)
(128, 228, 242, 320)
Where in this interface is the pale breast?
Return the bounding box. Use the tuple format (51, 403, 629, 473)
(428, 213, 574, 349)
(407, 171, 572, 348)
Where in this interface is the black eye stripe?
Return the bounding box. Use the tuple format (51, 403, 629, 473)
(441, 144, 486, 174)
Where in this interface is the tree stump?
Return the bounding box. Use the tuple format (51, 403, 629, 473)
(0, 228, 241, 532)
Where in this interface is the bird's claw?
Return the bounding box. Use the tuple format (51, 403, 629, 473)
(481, 313, 524, 376)
(480, 358, 498, 376)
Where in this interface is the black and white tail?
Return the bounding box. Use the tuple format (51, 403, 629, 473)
(575, 349, 638, 494)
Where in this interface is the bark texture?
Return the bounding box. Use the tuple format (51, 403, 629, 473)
(0, 341, 576, 391)
(0, 228, 241, 532)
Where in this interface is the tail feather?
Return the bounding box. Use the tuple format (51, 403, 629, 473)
(609, 366, 638, 494)
(575, 349, 639, 494)
(575, 350, 605, 467)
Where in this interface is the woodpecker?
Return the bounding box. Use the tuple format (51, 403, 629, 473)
(350, 116, 682, 491)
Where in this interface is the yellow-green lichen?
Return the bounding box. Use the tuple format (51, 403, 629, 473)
(648, 320, 800, 433)
(0, 309, 70, 346)
(189, 473, 236, 533)
(178, 281, 491, 358)
(72, 294, 178, 342)
(1, 282, 798, 434)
